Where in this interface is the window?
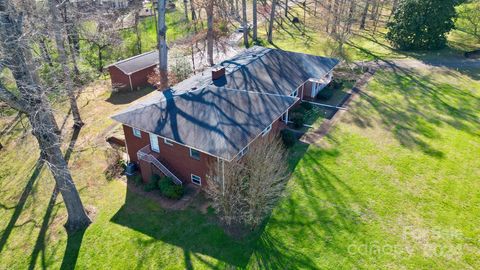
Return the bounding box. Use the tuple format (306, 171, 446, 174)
(190, 148, 200, 160)
(133, 128, 142, 138)
(149, 133, 160, 153)
(261, 124, 272, 137)
(191, 174, 201, 185)
(291, 89, 298, 97)
(164, 138, 174, 146)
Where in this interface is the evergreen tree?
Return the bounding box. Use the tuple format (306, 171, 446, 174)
(386, 0, 461, 50)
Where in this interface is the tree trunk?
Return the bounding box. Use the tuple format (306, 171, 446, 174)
(252, 0, 257, 42)
(388, 0, 398, 21)
(373, 0, 384, 33)
(98, 46, 103, 73)
(268, 0, 277, 43)
(326, 0, 332, 32)
(332, 0, 339, 34)
(206, 1, 214, 66)
(370, 0, 379, 20)
(29, 110, 91, 232)
(347, 0, 357, 33)
(285, 0, 288, 17)
(360, 0, 370, 29)
(190, 0, 196, 21)
(134, 12, 142, 54)
(158, 0, 168, 90)
(183, 0, 189, 21)
(68, 41, 80, 80)
(48, 0, 83, 128)
(39, 38, 53, 67)
(0, 0, 91, 231)
(242, 0, 249, 47)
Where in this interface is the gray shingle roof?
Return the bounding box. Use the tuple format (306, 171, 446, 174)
(112, 86, 298, 160)
(111, 47, 339, 160)
(217, 46, 340, 96)
(109, 51, 159, 75)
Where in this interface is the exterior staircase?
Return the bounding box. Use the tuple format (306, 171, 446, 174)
(137, 145, 183, 185)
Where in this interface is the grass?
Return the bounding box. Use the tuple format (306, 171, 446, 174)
(302, 105, 336, 128)
(1, 37, 480, 270)
(254, 4, 479, 62)
(121, 9, 199, 54)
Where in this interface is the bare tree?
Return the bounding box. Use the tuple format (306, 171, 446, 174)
(267, 0, 277, 43)
(0, 0, 91, 231)
(207, 135, 290, 231)
(360, 0, 370, 29)
(206, 0, 214, 66)
(457, 1, 480, 42)
(157, 0, 168, 89)
(48, 0, 84, 128)
(242, 0, 249, 47)
(252, 0, 258, 42)
(183, 0, 189, 21)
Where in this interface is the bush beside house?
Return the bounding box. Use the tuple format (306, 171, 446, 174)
(142, 174, 184, 199)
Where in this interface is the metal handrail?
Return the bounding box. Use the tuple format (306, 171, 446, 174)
(137, 145, 183, 185)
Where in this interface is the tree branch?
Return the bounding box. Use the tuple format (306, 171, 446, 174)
(0, 80, 27, 113)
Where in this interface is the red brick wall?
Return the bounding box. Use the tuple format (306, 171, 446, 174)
(123, 125, 216, 186)
(123, 115, 288, 187)
(129, 65, 156, 91)
(108, 65, 157, 91)
(108, 66, 131, 91)
(303, 81, 313, 98)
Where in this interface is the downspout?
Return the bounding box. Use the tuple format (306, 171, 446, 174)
(128, 74, 133, 91)
(222, 159, 225, 196)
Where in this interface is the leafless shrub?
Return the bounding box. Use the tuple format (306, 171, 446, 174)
(206, 135, 291, 235)
(104, 147, 125, 180)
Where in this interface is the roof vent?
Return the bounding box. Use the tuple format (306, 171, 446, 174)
(191, 86, 198, 91)
(212, 66, 226, 81)
(252, 54, 257, 58)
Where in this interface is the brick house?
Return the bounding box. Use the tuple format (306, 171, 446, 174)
(111, 46, 339, 188)
(107, 51, 159, 91)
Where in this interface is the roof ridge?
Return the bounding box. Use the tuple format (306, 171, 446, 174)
(108, 50, 158, 67)
(215, 86, 299, 99)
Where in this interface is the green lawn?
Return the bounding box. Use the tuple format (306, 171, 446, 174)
(1, 59, 479, 268)
(254, 67, 480, 269)
(122, 9, 199, 54)
(254, 4, 479, 62)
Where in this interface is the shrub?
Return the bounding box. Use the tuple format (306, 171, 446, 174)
(144, 174, 160, 192)
(158, 177, 184, 199)
(281, 129, 296, 148)
(316, 87, 335, 100)
(291, 106, 306, 115)
(290, 112, 305, 129)
(133, 174, 143, 186)
(331, 80, 344, 90)
(300, 102, 313, 111)
(104, 148, 124, 180)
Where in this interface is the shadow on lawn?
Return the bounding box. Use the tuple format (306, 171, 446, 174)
(27, 127, 84, 270)
(111, 184, 255, 267)
(250, 143, 369, 268)
(105, 87, 155, 105)
(110, 142, 310, 268)
(348, 60, 479, 158)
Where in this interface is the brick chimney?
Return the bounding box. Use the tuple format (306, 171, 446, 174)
(212, 66, 226, 80)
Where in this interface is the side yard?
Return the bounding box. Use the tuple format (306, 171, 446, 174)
(0, 63, 479, 269)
